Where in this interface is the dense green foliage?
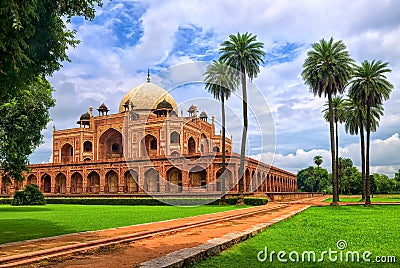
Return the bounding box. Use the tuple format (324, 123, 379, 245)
(297, 166, 331, 193)
(0, 204, 244, 244)
(11, 184, 45, 206)
(0, 0, 102, 180)
(193, 206, 400, 267)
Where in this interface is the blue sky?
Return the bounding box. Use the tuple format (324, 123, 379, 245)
(31, 0, 400, 177)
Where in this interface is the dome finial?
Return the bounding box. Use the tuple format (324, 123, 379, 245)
(147, 69, 151, 82)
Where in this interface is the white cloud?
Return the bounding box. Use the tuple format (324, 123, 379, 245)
(252, 133, 400, 177)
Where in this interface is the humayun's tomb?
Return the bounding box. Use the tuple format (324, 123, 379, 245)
(1, 73, 297, 197)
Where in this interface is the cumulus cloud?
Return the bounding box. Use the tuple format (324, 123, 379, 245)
(252, 133, 400, 178)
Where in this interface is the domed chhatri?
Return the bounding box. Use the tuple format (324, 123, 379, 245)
(119, 75, 177, 114)
(156, 99, 173, 110)
(80, 112, 91, 121)
(77, 111, 91, 127)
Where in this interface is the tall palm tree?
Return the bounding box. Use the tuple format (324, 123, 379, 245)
(204, 60, 238, 204)
(348, 60, 393, 206)
(301, 37, 354, 205)
(343, 98, 383, 201)
(313, 155, 323, 192)
(219, 32, 265, 205)
(322, 96, 345, 179)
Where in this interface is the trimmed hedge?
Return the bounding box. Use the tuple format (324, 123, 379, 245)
(45, 197, 268, 206)
(0, 198, 12, 204)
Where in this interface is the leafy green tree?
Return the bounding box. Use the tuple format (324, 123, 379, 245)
(0, 0, 103, 180)
(297, 166, 330, 193)
(301, 37, 354, 205)
(204, 60, 238, 204)
(348, 60, 394, 205)
(219, 32, 265, 205)
(373, 173, 395, 194)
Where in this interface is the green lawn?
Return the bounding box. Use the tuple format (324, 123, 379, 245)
(193, 205, 399, 267)
(324, 194, 400, 203)
(0, 204, 242, 244)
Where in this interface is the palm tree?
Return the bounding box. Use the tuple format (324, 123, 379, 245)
(204, 60, 238, 204)
(322, 96, 345, 179)
(313, 155, 323, 192)
(348, 60, 393, 206)
(343, 98, 383, 201)
(219, 32, 265, 205)
(301, 37, 354, 205)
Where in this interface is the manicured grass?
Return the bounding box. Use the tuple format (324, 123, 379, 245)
(324, 195, 400, 203)
(0, 204, 243, 244)
(193, 205, 399, 267)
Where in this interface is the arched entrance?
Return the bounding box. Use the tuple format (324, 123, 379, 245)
(189, 166, 207, 188)
(71, 172, 83, 194)
(98, 128, 123, 160)
(200, 133, 209, 153)
(61, 143, 73, 163)
(145, 168, 159, 192)
(105, 170, 118, 193)
(41, 174, 51, 193)
(188, 137, 196, 154)
(87, 171, 100, 193)
(216, 168, 233, 191)
(55, 173, 66, 194)
(27, 174, 37, 185)
(141, 134, 158, 157)
(166, 167, 182, 192)
(124, 170, 138, 193)
(245, 169, 251, 192)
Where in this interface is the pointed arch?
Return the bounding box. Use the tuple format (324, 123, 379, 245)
(98, 128, 123, 160)
(141, 134, 158, 157)
(61, 143, 73, 163)
(124, 170, 138, 193)
(144, 168, 160, 192)
(87, 171, 100, 193)
(27, 174, 37, 185)
(200, 133, 209, 153)
(188, 137, 196, 154)
(170, 131, 180, 144)
(105, 170, 118, 193)
(166, 167, 182, 192)
(216, 168, 233, 191)
(55, 173, 66, 194)
(41, 174, 51, 193)
(83, 141, 93, 152)
(71, 172, 83, 194)
(189, 166, 207, 188)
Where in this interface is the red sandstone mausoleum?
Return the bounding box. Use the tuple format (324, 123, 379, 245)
(1, 74, 297, 196)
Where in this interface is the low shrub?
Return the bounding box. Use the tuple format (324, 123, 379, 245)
(11, 184, 46, 206)
(0, 198, 12, 204)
